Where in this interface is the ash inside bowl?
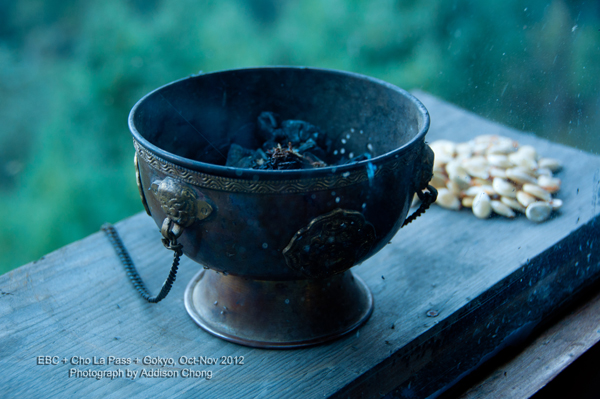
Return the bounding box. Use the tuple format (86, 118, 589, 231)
(226, 112, 371, 170)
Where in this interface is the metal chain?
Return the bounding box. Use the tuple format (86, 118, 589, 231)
(101, 223, 182, 303)
(402, 185, 438, 227)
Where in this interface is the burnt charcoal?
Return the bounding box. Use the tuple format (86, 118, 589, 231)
(276, 160, 306, 170)
(323, 137, 333, 154)
(272, 128, 289, 143)
(254, 148, 268, 161)
(226, 112, 359, 170)
(253, 160, 272, 170)
(236, 156, 256, 169)
(249, 149, 268, 168)
(279, 120, 320, 145)
(295, 138, 317, 154)
(256, 112, 280, 142)
(312, 131, 331, 151)
(229, 147, 269, 169)
(306, 145, 327, 162)
(226, 143, 253, 167)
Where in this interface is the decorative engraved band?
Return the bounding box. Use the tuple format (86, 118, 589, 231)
(134, 139, 410, 194)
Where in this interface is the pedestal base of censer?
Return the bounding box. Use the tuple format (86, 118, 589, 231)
(184, 270, 374, 348)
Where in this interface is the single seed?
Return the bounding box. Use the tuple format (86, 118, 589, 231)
(549, 198, 563, 210)
(508, 152, 537, 171)
(536, 167, 553, 177)
(526, 202, 552, 223)
(506, 167, 538, 185)
(462, 156, 489, 179)
(472, 192, 492, 219)
(522, 184, 552, 202)
(538, 158, 563, 172)
(537, 175, 561, 193)
(517, 145, 538, 160)
(516, 191, 537, 207)
(430, 173, 447, 189)
(464, 185, 495, 197)
(464, 186, 485, 196)
(492, 177, 517, 198)
(445, 160, 466, 178)
(435, 188, 460, 210)
(500, 196, 526, 213)
(449, 173, 470, 191)
(491, 200, 516, 218)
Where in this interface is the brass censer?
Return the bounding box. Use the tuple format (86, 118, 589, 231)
(121, 67, 436, 348)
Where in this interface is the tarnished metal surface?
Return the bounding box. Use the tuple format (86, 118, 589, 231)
(134, 153, 151, 216)
(283, 209, 376, 279)
(184, 269, 373, 348)
(417, 144, 435, 191)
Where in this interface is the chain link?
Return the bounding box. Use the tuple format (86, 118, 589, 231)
(101, 223, 182, 303)
(402, 185, 438, 227)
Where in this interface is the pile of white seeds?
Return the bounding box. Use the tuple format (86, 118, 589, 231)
(427, 135, 563, 223)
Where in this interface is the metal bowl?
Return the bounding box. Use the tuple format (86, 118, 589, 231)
(129, 67, 433, 348)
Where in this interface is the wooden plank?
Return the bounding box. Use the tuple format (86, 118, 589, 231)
(1, 92, 599, 399)
(458, 285, 600, 399)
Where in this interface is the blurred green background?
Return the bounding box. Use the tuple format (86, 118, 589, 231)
(1, 0, 598, 275)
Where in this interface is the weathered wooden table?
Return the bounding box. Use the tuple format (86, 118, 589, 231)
(2, 93, 599, 399)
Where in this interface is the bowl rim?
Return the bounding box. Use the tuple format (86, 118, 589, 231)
(128, 66, 430, 180)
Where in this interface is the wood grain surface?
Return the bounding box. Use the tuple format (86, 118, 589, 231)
(1, 92, 599, 399)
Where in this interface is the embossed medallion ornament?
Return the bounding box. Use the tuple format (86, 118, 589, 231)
(283, 209, 376, 279)
(120, 67, 436, 348)
(150, 177, 213, 227)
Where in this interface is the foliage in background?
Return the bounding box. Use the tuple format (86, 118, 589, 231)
(1, 0, 598, 274)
